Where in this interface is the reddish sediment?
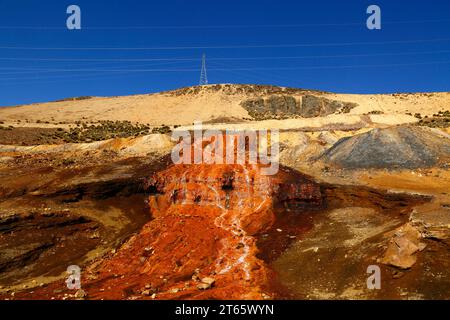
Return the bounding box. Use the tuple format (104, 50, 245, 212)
(83, 162, 321, 300)
(10, 138, 322, 300)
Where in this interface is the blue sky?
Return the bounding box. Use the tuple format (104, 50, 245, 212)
(0, 0, 449, 106)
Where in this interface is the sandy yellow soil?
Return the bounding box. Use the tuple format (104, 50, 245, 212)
(325, 91, 450, 116)
(0, 85, 448, 127)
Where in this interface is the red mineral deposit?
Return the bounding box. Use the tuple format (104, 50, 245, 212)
(12, 135, 322, 300)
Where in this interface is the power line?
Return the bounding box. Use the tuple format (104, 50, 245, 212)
(0, 57, 199, 62)
(0, 60, 193, 75)
(209, 60, 291, 85)
(0, 70, 139, 84)
(1, 37, 450, 50)
(208, 60, 450, 70)
(1, 59, 450, 80)
(2, 59, 450, 86)
(1, 49, 450, 62)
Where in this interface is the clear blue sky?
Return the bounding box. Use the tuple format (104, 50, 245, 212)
(0, 0, 449, 106)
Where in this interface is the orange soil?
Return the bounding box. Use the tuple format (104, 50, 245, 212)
(11, 160, 321, 300)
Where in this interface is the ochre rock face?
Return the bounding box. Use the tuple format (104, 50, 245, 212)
(77, 162, 321, 300)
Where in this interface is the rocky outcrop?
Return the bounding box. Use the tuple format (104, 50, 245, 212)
(241, 94, 357, 119)
(164, 84, 324, 96)
(409, 200, 450, 245)
(301, 95, 356, 117)
(381, 223, 427, 269)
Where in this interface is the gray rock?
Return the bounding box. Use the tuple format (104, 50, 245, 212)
(322, 126, 450, 169)
(240, 94, 356, 119)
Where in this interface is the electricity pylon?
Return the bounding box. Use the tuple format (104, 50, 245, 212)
(199, 53, 208, 85)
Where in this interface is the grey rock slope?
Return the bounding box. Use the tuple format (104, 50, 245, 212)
(321, 126, 450, 169)
(240, 94, 357, 119)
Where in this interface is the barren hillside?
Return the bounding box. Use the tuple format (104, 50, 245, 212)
(0, 84, 449, 127)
